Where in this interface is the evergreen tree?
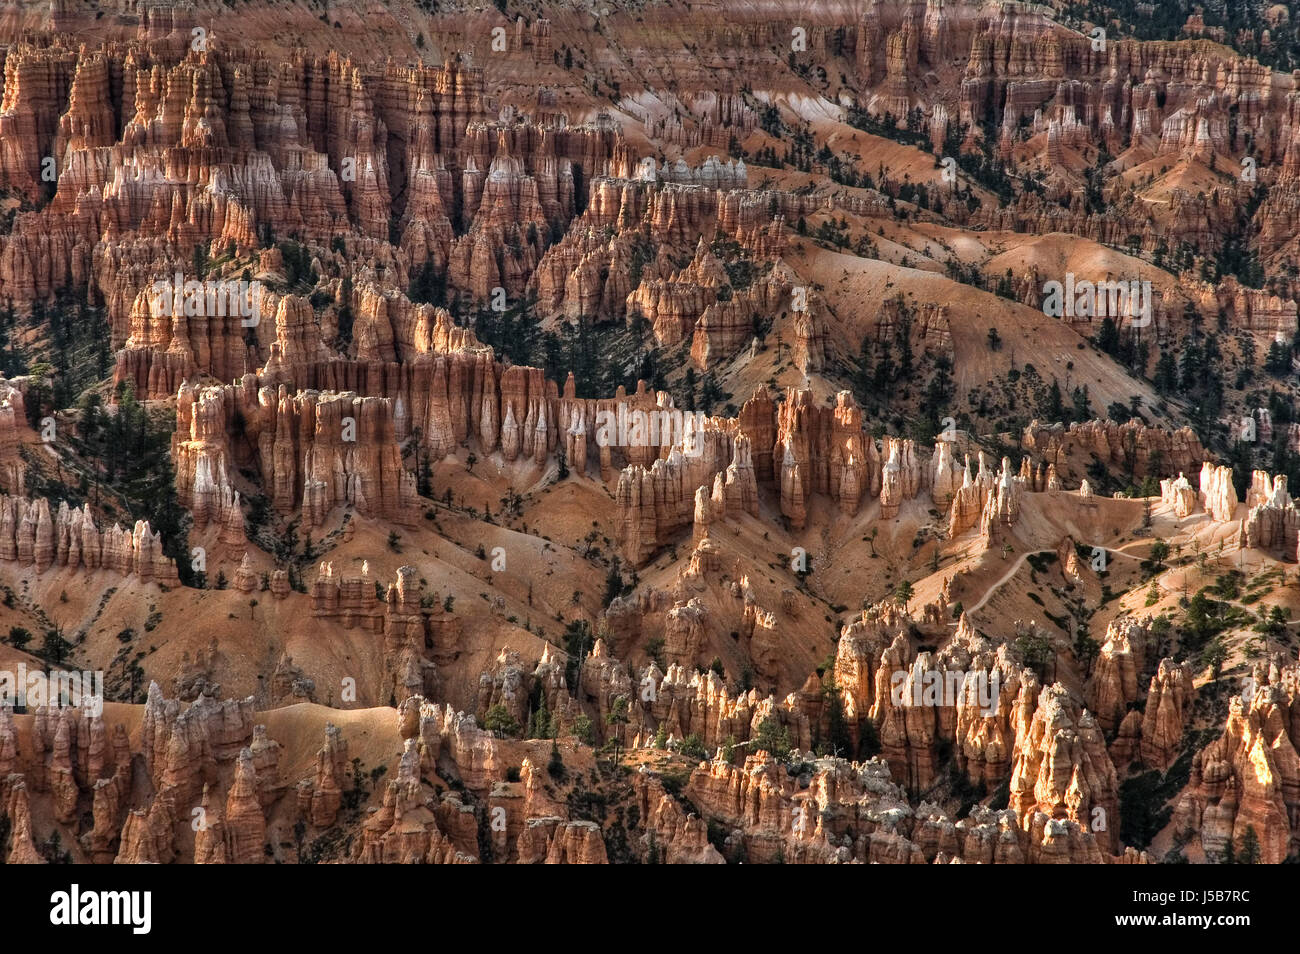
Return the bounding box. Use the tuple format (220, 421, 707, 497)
(1095, 316, 1121, 355)
(1238, 826, 1262, 864)
(1044, 379, 1064, 422)
(1153, 351, 1178, 393)
(1265, 339, 1292, 376)
(529, 699, 553, 739)
(547, 740, 566, 781)
(754, 717, 791, 760)
(1070, 385, 1091, 422)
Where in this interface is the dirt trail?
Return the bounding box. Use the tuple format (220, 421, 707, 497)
(964, 541, 1154, 619)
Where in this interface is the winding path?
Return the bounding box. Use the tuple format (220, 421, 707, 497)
(963, 550, 1048, 616)
(963, 542, 1155, 619)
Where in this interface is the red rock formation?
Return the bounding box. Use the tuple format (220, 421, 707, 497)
(573, 638, 811, 755)
(1140, 659, 1196, 771)
(1161, 472, 1198, 518)
(1175, 659, 1299, 864)
(1023, 420, 1207, 484)
(0, 380, 26, 494)
(0, 494, 178, 582)
(834, 604, 1025, 794)
(1087, 616, 1152, 733)
(629, 768, 724, 863)
(776, 389, 875, 528)
(948, 453, 996, 537)
(174, 379, 416, 530)
(223, 748, 266, 864)
(1009, 683, 1121, 853)
(1243, 470, 1300, 559)
(299, 723, 351, 829)
(5, 779, 45, 864)
(977, 457, 1025, 547)
(141, 683, 256, 819)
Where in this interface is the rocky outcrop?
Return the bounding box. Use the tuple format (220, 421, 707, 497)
(299, 723, 352, 829)
(948, 453, 996, 537)
(835, 604, 1027, 794)
(1212, 277, 1300, 338)
(683, 743, 1126, 864)
(977, 457, 1025, 547)
(1175, 660, 1300, 864)
(0, 494, 178, 583)
(310, 563, 456, 705)
(516, 818, 609, 864)
(1160, 472, 1198, 518)
(1024, 420, 1207, 484)
(398, 697, 502, 794)
(1140, 659, 1196, 772)
(629, 768, 724, 863)
(777, 389, 875, 528)
(1243, 471, 1300, 560)
(0, 380, 26, 495)
(568, 637, 812, 755)
(355, 737, 475, 865)
(224, 748, 267, 864)
(1009, 683, 1121, 853)
(5, 778, 45, 864)
(1200, 461, 1240, 523)
(615, 426, 737, 566)
(616, 385, 962, 562)
(930, 440, 963, 508)
(174, 380, 417, 530)
(1087, 616, 1153, 734)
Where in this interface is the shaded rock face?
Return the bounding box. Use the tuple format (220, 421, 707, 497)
(0, 380, 26, 494)
(1086, 616, 1154, 735)
(1140, 660, 1196, 773)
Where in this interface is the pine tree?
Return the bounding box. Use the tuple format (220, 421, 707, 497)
(547, 740, 566, 780)
(1095, 316, 1121, 355)
(192, 240, 210, 279)
(529, 699, 553, 739)
(1238, 825, 1262, 864)
(1266, 339, 1292, 376)
(1044, 379, 1064, 422)
(1153, 351, 1177, 393)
